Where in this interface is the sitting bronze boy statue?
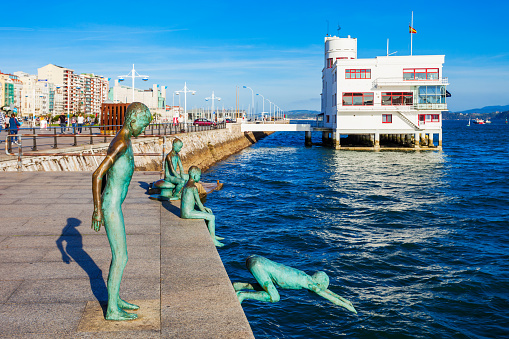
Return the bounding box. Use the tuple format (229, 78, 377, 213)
(180, 166, 225, 247)
(150, 138, 189, 201)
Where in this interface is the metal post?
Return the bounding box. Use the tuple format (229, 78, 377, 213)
(17, 139, 22, 172)
(53, 127, 58, 149)
(7, 132, 12, 153)
(90, 126, 94, 145)
(32, 127, 38, 151)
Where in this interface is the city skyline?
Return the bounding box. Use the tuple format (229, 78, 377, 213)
(1, 0, 508, 113)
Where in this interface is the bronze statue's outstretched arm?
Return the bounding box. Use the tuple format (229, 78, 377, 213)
(91, 135, 128, 232)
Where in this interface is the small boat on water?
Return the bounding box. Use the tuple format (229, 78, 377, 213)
(485, 119, 491, 124)
(467, 119, 471, 126)
(472, 118, 485, 125)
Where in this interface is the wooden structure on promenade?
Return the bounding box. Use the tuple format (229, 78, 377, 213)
(100, 103, 129, 134)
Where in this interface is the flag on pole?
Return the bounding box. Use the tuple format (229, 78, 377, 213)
(409, 26, 417, 34)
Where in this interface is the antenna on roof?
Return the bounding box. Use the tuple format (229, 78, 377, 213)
(337, 24, 341, 36)
(326, 20, 329, 36)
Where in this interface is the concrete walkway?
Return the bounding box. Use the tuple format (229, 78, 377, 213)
(0, 172, 253, 338)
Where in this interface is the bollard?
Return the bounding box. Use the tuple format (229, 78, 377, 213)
(158, 124, 161, 135)
(89, 126, 94, 145)
(73, 132, 77, 146)
(32, 127, 38, 151)
(164, 124, 167, 135)
(17, 139, 23, 172)
(7, 133, 12, 153)
(53, 127, 58, 149)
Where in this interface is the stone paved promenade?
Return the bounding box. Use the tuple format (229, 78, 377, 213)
(0, 172, 254, 338)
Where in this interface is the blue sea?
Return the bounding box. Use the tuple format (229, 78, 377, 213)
(202, 120, 509, 338)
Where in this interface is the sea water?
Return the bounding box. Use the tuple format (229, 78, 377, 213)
(202, 120, 509, 338)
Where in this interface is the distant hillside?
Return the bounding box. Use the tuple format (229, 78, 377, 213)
(285, 110, 320, 119)
(444, 110, 509, 120)
(455, 104, 509, 114)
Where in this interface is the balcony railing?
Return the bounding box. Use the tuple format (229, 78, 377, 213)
(373, 77, 449, 87)
(414, 103, 447, 110)
(336, 103, 447, 111)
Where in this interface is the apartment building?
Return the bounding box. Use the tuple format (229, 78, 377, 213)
(38, 64, 108, 117)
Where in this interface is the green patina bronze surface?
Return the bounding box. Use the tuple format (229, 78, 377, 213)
(233, 255, 357, 314)
(180, 166, 225, 247)
(150, 137, 189, 201)
(91, 102, 153, 321)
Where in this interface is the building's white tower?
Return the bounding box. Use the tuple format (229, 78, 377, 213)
(324, 36, 357, 68)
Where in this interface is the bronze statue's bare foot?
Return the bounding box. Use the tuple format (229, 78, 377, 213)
(106, 307, 138, 321)
(118, 298, 139, 310)
(215, 235, 224, 240)
(213, 239, 225, 247)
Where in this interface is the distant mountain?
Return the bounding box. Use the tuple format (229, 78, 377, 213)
(454, 105, 509, 114)
(285, 110, 320, 119)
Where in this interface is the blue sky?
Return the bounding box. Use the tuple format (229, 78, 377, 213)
(1, 0, 508, 112)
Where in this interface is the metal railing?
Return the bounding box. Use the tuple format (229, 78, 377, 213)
(3, 121, 226, 157)
(373, 77, 449, 88)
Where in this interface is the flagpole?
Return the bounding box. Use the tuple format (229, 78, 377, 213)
(410, 11, 413, 56)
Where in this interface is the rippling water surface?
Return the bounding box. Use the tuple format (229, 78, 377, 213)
(202, 120, 509, 338)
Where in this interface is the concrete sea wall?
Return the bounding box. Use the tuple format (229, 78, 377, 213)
(0, 124, 273, 172)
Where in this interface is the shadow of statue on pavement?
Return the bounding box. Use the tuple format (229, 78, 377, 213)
(56, 217, 108, 305)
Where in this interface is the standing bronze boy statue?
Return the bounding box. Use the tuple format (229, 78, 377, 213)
(92, 102, 152, 321)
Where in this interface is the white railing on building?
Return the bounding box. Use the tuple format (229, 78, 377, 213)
(373, 77, 449, 88)
(336, 103, 446, 111)
(414, 103, 447, 110)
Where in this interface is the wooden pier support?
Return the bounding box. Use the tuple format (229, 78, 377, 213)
(305, 131, 312, 146)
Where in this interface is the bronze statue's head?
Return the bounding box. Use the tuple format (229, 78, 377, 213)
(188, 165, 201, 182)
(125, 102, 152, 137)
(312, 271, 330, 289)
(172, 138, 183, 152)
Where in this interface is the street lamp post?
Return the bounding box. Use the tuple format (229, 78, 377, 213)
(118, 64, 149, 103)
(256, 93, 265, 121)
(266, 99, 272, 123)
(242, 86, 254, 121)
(205, 91, 221, 123)
(175, 82, 196, 126)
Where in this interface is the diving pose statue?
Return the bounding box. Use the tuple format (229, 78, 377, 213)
(180, 165, 225, 247)
(91, 102, 152, 321)
(233, 255, 357, 314)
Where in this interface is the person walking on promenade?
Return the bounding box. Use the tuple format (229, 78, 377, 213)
(8, 113, 21, 144)
(77, 113, 84, 134)
(91, 102, 152, 321)
(0, 111, 5, 143)
(59, 113, 66, 134)
(71, 115, 77, 134)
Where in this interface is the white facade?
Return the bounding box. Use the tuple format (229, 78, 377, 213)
(109, 80, 167, 117)
(321, 35, 447, 148)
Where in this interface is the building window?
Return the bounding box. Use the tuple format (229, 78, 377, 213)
(381, 92, 413, 105)
(342, 92, 374, 106)
(403, 68, 439, 80)
(418, 86, 446, 104)
(326, 115, 330, 123)
(418, 114, 440, 123)
(346, 69, 371, 79)
(327, 58, 333, 68)
(382, 114, 392, 123)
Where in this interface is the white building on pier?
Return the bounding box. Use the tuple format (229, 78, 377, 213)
(321, 35, 448, 149)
